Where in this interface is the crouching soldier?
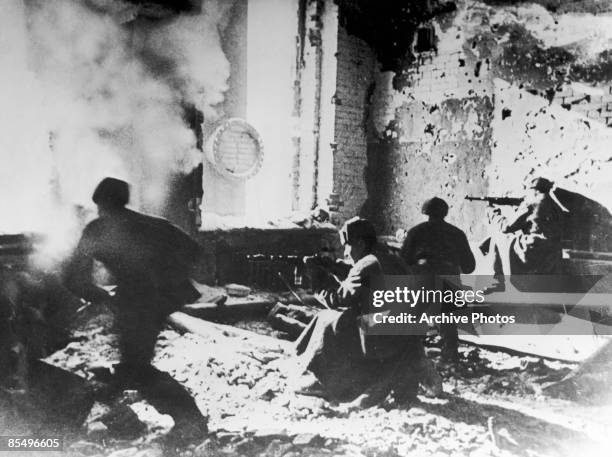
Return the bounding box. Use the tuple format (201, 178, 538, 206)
(293, 217, 432, 408)
(484, 177, 563, 292)
(64, 177, 207, 442)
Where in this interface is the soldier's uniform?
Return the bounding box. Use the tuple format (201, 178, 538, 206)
(295, 218, 425, 406)
(64, 177, 206, 441)
(400, 197, 475, 361)
(487, 177, 563, 291)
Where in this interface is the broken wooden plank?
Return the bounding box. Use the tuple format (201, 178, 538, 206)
(565, 250, 612, 262)
(181, 299, 276, 321)
(459, 333, 610, 362)
(181, 294, 315, 321)
(167, 312, 291, 352)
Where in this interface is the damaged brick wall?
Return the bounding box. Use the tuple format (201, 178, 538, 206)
(352, 0, 612, 240)
(476, 1, 612, 212)
(366, 8, 495, 240)
(332, 25, 377, 222)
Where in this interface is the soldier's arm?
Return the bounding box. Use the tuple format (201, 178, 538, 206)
(312, 260, 366, 310)
(488, 204, 530, 234)
(399, 230, 417, 265)
(304, 256, 350, 290)
(167, 223, 203, 267)
(335, 260, 378, 314)
(504, 199, 536, 233)
(62, 225, 111, 304)
(458, 231, 476, 274)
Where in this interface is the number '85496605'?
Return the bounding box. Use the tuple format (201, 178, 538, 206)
(1, 437, 62, 451)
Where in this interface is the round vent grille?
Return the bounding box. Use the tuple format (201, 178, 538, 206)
(207, 118, 264, 180)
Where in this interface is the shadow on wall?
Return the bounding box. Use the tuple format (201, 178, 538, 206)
(554, 187, 612, 252)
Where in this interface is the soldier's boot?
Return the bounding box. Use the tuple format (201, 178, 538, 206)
(440, 323, 460, 363)
(418, 357, 443, 397)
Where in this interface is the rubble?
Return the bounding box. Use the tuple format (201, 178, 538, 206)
(225, 284, 252, 297)
(69, 440, 106, 455)
(31, 306, 611, 457)
(129, 401, 174, 436)
(86, 420, 109, 440)
(292, 433, 324, 446)
(98, 404, 147, 440)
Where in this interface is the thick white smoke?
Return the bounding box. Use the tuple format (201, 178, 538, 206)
(142, 0, 235, 119)
(0, 0, 233, 262)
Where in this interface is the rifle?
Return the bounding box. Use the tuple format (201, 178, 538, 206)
(465, 195, 523, 206)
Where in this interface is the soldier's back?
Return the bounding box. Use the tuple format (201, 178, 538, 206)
(406, 221, 465, 268)
(84, 209, 200, 296)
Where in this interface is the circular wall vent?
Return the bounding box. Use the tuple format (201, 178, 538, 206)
(206, 118, 264, 180)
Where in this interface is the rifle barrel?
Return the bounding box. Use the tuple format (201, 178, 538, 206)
(464, 195, 523, 205)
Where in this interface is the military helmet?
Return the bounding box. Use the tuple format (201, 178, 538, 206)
(92, 177, 130, 207)
(422, 197, 449, 218)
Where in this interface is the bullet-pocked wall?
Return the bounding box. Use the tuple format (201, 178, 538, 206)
(343, 0, 612, 240)
(368, 29, 494, 241)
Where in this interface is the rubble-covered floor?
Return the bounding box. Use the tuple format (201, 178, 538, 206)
(7, 306, 612, 457)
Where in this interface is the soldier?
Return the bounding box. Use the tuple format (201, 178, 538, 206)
(400, 197, 476, 362)
(485, 177, 563, 292)
(64, 177, 207, 442)
(294, 217, 427, 408)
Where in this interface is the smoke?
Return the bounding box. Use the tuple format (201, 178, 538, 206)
(0, 0, 233, 262)
(142, 0, 235, 119)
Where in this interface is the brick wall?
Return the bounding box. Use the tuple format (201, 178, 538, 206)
(362, 0, 612, 241)
(491, 80, 612, 212)
(550, 84, 612, 127)
(332, 25, 376, 223)
(367, 17, 495, 240)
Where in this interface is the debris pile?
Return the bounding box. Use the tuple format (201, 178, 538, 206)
(25, 305, 608, 457)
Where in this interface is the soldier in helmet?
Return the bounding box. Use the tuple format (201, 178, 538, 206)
(400, 197, 476, 362)
(485, 177, 563, 292)
(64, 177, 207, 442)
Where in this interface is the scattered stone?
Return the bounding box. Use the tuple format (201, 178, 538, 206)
(339, 444, 366, 457)
(85, 401, 112, 424)
(194, 439, 220, 457)
(259, 388, 276, 401)
(300, 446, 333, 456)
(119, 389, 143, 404)
(264, 439, 294, 457)
(214, 432, 240, 446)
(225, 284, 251, 297)
(99, 404, 147, 439)
(292, 433, 324, 447)
(408, 407, 426, 416)
(107, 447, 140, 457)
(130, 401, 174, 434)
(323, 438, 337, 447)
(68, 440, 105, 455)
(233, 437, 262, 455)
(86, 421, 109, 440)
(252, 428, 289, 442)
(49, 299, 600, 457)
(133, 445, 164, 457)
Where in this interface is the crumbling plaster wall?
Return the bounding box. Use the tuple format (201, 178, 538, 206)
(362, 0, 612, 240)
(480, 1, 612, 210)
(367, 5, 495, 240)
